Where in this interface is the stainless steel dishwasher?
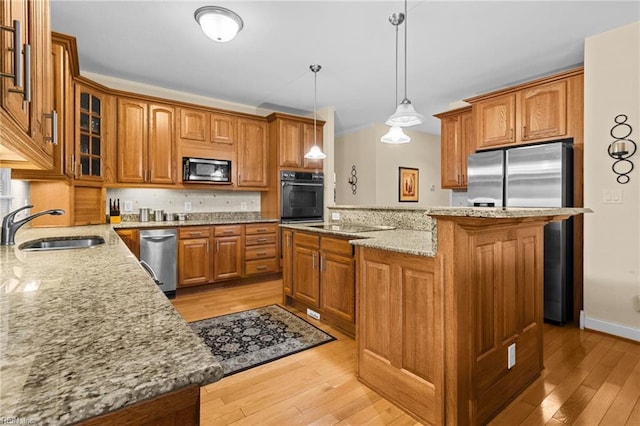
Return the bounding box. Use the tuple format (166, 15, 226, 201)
(140, 229, 177, 299)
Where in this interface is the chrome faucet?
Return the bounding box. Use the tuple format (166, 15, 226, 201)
(1, 205, 65, 245)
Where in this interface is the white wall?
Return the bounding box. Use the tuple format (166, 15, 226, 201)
(584, 21, 640, 341)
(335, 124, 449, 207)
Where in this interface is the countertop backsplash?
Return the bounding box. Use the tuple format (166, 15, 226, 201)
(106, 188, 261, 215)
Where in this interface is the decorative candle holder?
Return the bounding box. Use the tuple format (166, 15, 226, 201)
(607, 114, 636, 184)
(347, 165, 358, 195)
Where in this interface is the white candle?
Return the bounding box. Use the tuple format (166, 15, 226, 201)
(612, 140, 628, 157)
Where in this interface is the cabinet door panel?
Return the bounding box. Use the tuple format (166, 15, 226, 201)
(282, 230, 293, 296)
(441, 115, 463, 188)
(320, 252, 355, 322)
(180, 108, 208, 142)
(292, 245, 319, 307)
(148, 104, 176, 184)
(213, 236, 242, 281)
(117, 98, 147, 183)
(521, 81, 567, 141)
(178, 238, 210, 286)
(211, 112, 235, 145)
(278, 120, 302, 168)
(477, 94, 516, 148)
(237, 118, 268, 187)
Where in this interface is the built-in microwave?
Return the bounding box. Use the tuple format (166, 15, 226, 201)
(183, 157, 232, 183)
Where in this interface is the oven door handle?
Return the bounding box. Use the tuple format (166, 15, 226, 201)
(282, 182, 323, 187)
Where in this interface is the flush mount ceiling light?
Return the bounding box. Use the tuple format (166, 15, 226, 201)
(381, 12, 410, 144)
(385, 0, 424, 128)
(194, 6, 243, 43)
(304, 64, 327, 160)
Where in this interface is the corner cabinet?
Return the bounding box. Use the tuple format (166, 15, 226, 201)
(0, 0, 54, 169)
(435, 107, 474, 189)
(284, 230, 356, 337)
(236, 117, 268, 188)
(117, 97, 176, 185)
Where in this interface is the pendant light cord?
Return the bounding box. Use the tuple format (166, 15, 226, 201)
(395, 19, 399, 107)
(403, 0, 408, 101)
(314, 67, 317, 147)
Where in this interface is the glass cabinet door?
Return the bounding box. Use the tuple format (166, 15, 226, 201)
(76, 85, 104, 180)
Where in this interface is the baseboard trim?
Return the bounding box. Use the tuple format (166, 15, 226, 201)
(584, 316, 640, 342)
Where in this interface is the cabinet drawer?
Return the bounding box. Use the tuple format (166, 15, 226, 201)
(214, 225, 242, 236)
(245, 258, 278, 275)
(321, 237, 353, 256)
(245, 245, 277, 260)
(245, 234, 277, 246)
(179, 226, 211, 239)
(294, 232, 320, 249)
(245, 223, 278, 235)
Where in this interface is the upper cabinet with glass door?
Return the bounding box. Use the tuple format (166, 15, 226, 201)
(75, 83, 104, 180)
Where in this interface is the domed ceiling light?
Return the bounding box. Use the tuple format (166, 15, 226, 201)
(304, 64, 327, 160)
(381, 11, 410, 144)
(194, 6, 244, 43)
(385, 0, 424, 128)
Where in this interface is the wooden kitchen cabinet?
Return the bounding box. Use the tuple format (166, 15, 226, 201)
(213, 225, 243, 281)
(286, 230, 356, 336)
(0, 0, 54, 170)
(117, 97, 176, 185)
(267, 113, 325, 171)
(244, 222, 279, 276)
(178, 226, 211, 287)
(236, 117, 268, 188)
(435, 106, 474, 189)
(116, 228, 139, 258)
(76, 83, 107, 181)
(472, 78, 569, 150)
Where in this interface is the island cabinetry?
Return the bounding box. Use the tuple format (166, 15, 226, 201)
(213, 225, 243, 281)
(0, 0, 54, 170)
(178, 226, 211, 287)
(236, 117, 268, 188)
(244, 222, 279, 276)
(434, 106, 473, 189)
(116, 228, 139, 258)
(117, 97, 176, 185)
(357, 247, 440, 425)
(285, 230, 356, 337)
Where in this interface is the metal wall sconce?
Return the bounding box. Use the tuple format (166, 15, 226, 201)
(607, 114, 636, 184)
(347, 165, 358, 195)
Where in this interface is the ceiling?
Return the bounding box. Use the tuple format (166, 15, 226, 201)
(50, 1, 640, 136)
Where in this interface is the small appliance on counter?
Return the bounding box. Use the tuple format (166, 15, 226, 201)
(467, 140, 574, 324)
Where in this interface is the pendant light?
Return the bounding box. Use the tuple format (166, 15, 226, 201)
(385, 0, 424, 127)
(194, 6, 243, 43)
(381, 12, 410, 144)
(304, 64, 327, 160)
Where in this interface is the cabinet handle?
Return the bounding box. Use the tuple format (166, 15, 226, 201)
(206, 241, 209, 253)
(189, 232, 202, 236)
(509, 128, 514, 139)
(256, 251, 267, 256)
(312, 254, 316, 269)
(0, 20, 22, 87)
(216, 240, 220, 252)
(522, 126, 526, 137)
(287, 235, 291, 248)
(256, 228, 267, 232)
(44, 110, 58, 145)
(257, 238, 268, 243)
(320, 256, 324, 272)
(223, 230, 234, 234)
(8, 42, 30, 102)
(257, 265, 268, 271)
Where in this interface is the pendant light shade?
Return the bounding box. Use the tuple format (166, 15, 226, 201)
(194, 6, 243, 43)
(304, 64, 327, 160)
(385, 98, 424, 127)
(380, 126, 411, 144)
(384, 0, 423, 128)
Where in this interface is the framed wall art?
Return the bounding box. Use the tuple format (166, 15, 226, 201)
(399, 167, 419, 202)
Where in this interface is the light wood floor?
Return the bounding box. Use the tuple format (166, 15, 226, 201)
(172, 280, 640, 426)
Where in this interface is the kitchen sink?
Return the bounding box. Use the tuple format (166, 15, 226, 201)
(19, 236, 106, 251)
(305, 223, 395, 233)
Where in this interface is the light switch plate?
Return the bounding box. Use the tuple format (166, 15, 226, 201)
(331, 212, 340, 221)
(123, 200, 133, 212)
(184, 201, 192, 212)
(603, 189, 623, 204)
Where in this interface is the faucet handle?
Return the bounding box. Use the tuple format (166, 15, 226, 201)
(4, 205, 33, 221)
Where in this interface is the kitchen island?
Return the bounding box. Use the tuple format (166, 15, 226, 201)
(0, 225, 223, 424)
(287, 206, 590, 426)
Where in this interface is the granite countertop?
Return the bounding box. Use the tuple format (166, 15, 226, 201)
(329, 205, 592, 218)
(114, 217, 279, 229)
(280, 223, 435, 257)
(0, 225, 223, 424)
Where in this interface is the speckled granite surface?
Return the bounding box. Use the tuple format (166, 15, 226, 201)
(329, 205, 591, 219)
(0, 225, 223, 424)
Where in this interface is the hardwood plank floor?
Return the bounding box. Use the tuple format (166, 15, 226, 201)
(171, 280, 640, 426)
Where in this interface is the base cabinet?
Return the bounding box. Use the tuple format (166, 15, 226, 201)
(178, 226, 211, 287)
(115, 228, 139, 259)
(213, 225, 242, 281)
(285, 230, 356, 337)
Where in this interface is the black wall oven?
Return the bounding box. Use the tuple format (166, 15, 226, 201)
(281, 171, 324, 223)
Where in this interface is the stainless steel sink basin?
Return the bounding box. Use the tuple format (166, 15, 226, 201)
(19, 236, 106, 251)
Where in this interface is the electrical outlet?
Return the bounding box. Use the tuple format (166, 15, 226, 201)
(241, 202, 247, 211)
(331, 212, 340, 221)
(508, 343, 516, 369)
(306, 308, 320, 320)
(184, 201, 192, 212)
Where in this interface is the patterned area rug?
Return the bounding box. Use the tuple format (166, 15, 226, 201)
(190, 304, 336, 376)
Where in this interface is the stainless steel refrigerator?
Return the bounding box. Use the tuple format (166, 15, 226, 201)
(467, 140, 574, 324)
